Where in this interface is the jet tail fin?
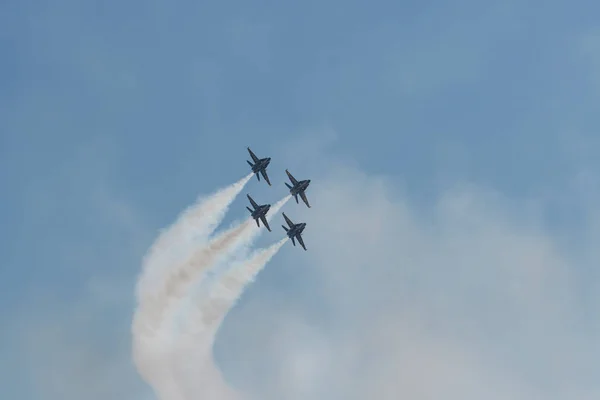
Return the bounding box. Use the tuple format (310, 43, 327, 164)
(282, 225, 288, 232)
(285, 182, 292, 190)
(291, 237, 296, 246)
(246, 206, 253, 213)
(294, 194, 298, 203)
(246, 160, 254, 167)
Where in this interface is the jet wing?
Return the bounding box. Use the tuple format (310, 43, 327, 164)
(260, 169, 271, 186)
(260, 215, 271, 231)
(296, 234, 307, 250)
(247, 147, 260, 163)
(299, 191, 311, 208)
(285, 169, 299, 185)
(282, 212, 294, 228)
(247, 194, 259, 209)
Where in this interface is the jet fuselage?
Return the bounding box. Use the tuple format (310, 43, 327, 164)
(289, 179, 310, 195)
(252, 158, 270, 173)
(286, 222, 306, 238)
(251, 204, 270, 220)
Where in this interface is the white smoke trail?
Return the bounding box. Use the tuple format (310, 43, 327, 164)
(184, 238, 288, 352)
(168, 196, 289, 341)
(132, 173, 252, 400)
(143, 237, 287, 400)
(132, 165, 289, 400)
(269, 195, 291, 219)
(207, 237, 287, 335)
(173, 239, 288, 399)
(133, 174, 252, 337)
(148, 195, 291, 330)
(131, 331, 187, 400)
(133, 194, 291, 360)
(154, 221, 253, 331)
(136, 173, 253, 304)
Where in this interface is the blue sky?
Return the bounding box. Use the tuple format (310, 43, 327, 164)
(2, 0, 600, 399)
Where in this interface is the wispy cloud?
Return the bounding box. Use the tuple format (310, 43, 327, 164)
(5, 143, 600, 399)
(214, 157, 600, 399)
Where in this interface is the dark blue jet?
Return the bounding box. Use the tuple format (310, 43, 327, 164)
(281, 212, 307, 250)
(246, 194, 271, 231)
(246, 147, 271, 186)
(284, 169, 311, 208)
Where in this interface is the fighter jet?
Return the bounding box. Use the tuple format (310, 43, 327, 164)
(246, 147, 271, 186)
(246, 194, 271, 231)
(284, 169, 311, 208)
(281, 212, 307, 250)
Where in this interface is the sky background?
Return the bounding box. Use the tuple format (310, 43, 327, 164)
(1, 0, 600, 399)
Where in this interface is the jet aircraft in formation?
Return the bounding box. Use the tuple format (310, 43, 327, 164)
(282, 212, 307, 250)
(285, 169, 311, 208)
(246, 147, 272, 186)
(246, 194, 271, 232)
(245, 146, 311, 250)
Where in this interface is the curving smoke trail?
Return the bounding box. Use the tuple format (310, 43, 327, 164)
(133, 173, 252, 339)
(153, 194, 291, 329)
(131, 331, 188, 400)
(132, 221, 252, 341)
(132, 164, 291, 400)
(173, 238, 289, 399)
(132, 174, 252, 400)
(136, 173, 253, 304)
(138, 234, 288, 400)
(200, 238, 288, 341)
(133, 194, 290, 348)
